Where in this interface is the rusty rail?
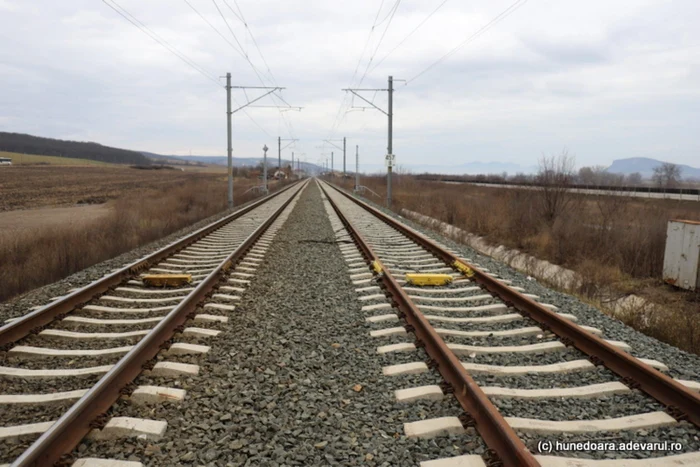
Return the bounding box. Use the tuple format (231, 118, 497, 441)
(11, 180, 308, 467)
(0, 180, 301, 348)
(323, 181, 700, 429)
(319, 181, 539, 467)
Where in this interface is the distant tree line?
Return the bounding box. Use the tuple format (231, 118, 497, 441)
(417, 161, 686, 189)
(0, 132, 151, 165)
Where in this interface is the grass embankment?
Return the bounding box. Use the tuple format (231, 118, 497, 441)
(340, 175, 700, 354)
(0, 175, 285, 302)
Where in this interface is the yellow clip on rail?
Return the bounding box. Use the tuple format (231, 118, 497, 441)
(453, 260, 475, 278)
(371, 261, 384, 275)
(405, 273, 453, 286)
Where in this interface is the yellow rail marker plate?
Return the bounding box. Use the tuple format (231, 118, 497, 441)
(405, 273, 453, 286)
(142, 274, 192, 287)
(453, 260, 475, 278)
(372, 260, 384, 275)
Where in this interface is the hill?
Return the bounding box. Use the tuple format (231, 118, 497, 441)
(607, 157, 700, 180)
(0, 151, 115, 166)
(0, 132, 151, 165)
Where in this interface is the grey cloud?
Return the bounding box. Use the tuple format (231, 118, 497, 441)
(0, 0, 698, 171)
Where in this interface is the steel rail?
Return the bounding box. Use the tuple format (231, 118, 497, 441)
(0, 180, 301, 348)
(319, 181, 538, 467)
(324, 181, 700, 428)
(11, 180, 309, 467)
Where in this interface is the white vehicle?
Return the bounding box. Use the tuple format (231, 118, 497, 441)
(0, 157, 12, 166)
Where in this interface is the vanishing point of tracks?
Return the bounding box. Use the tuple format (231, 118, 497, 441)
(1, 178, 700, 466)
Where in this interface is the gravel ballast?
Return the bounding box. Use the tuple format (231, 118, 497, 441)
(73, 181, 484, 466)
(4, 181, 700, 465)
(321, 181, 700, 460)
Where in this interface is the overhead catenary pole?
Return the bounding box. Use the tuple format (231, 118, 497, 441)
(341, 75, 398, 208)
(263, 144, 269, 193)
(355, 145, 359, 190)
(343, 137, 346, 176)
(291, 151, 294, 178)
(221, 77, 298, 205)
(387, 75, 393, 208)
(226, 72, 233, 208)
(277, 137, 299, 173)
(331, 152, 334, 174)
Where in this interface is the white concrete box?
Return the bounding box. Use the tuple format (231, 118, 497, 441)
(663, 220, 700, 291)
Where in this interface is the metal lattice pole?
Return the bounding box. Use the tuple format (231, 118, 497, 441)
(226, 72, 233, 208)
(355, 145, 359, 190)
(387, 75, 393, 209)
(263, 145, 268, 193)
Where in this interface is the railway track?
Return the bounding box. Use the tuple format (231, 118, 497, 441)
(0, 180, 309, 467)
(318, 180, 700, 466)
(2, 178, 700, 466)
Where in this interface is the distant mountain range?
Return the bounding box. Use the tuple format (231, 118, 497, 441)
(606, 157, 700, 179)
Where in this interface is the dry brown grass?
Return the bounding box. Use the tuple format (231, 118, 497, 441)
(341, 175, 700, 353)
(0, 175, 284, 302)
(0, 165, 233, 211)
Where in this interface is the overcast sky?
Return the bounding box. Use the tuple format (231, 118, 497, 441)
(0, 0, 698, 171)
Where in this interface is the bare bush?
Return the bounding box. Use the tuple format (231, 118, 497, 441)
(653, 162, 682, 187)
(534, 151, 577, 226)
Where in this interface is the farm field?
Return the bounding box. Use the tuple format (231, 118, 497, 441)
(0, 164, 279, 300)
(0, 165, 221, 211)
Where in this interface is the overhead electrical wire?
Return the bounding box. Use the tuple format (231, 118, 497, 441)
(331, 0, 402, 142)
(327, 0, 392, 142)
(357, 0, 402, 87)
(220, 0, 298, 140)
(200, 0, 296, 140)
(369, 0, 449, 74)
(407, 0, 529, 84)
(102, 0, 220, 86)
(102, 0, 273, 137)
(211, 0, 249, 59)
(183, 0, 245, 58)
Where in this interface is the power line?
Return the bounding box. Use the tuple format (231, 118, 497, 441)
(211, 0, 249, 59)
(103, 0, 273, 137)
(333, 0, 402, 141)
(102, 0, 220, 86)
(327, 0, 388, 140)
(226, 0, 273, 79)
(407, 0, 529, 84)
(204, 0, 297, 139)
(183, 0, 245, 59)
(357, 0, 402, 87)
(185, 0, 287, 138)
(221, 0, 298, 140)
(370, 0, 449, 74)
(374, 0, 400, 27)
